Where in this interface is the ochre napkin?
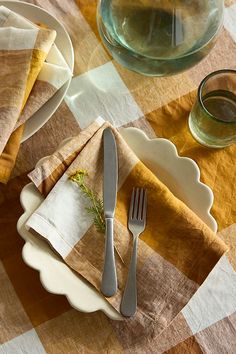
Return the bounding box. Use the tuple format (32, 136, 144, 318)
(26, 119, 227, 338)
(0, 6, 71, 183)
(0, 6, 56, 182)
(0, 125, 25, 183)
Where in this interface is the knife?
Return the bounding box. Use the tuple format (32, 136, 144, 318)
(101, 127, 118, 297)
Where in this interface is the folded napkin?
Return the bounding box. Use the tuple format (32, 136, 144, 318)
(14, 44, 72, 131)
(0, 6, 72, 183)
(26, 119, 227, 338)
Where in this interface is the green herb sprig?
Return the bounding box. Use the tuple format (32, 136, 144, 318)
(69, 170, 124, 264)
(69, 170, 105, 233)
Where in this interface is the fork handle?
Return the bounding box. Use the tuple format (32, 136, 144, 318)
(121, 236, 138, 317)
(101, 218, 117, 297)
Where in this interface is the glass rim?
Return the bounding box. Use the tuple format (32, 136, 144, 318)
(198, 69, 236, 124)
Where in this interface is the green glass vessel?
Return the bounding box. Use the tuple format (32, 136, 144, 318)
(189, 70, 236, 148)
(97, 0, 224, 76)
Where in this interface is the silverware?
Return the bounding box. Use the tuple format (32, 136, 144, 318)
(101, 128, 118, 297)
(121, 188, 147, 317)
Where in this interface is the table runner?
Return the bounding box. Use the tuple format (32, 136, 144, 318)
(0, 0, 235, 353)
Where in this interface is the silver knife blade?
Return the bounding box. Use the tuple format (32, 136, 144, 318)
(103, 128, 118, 218)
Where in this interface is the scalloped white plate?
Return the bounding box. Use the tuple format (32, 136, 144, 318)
(0, 0, 74, 141)
(17, 127, 217, 320)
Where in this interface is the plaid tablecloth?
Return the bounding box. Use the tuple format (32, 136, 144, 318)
(0, 0, 236, 353)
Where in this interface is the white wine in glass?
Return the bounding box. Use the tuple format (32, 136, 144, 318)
(97, 0, 224, 76)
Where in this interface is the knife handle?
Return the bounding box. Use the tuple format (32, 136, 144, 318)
(101, 218, 117, 297)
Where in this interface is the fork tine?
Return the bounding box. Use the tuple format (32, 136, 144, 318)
(138, 188, 144, 220)
(129, 188, 135, 220)
(133, 188, 139, 219)
(142, 190, 147, 222)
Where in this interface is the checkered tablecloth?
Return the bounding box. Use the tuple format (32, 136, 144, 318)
(0, 0, 236, 353)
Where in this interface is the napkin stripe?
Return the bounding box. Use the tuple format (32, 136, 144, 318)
(0, 329, 46, 353)
(22, 49, 48, 107)
(34, 28, 56, 52)
(151, 313, 193, 353)
(224, 4, 236, 42)
(0, 260, 32, 343)
(165, 336, 203, 354)
(36, 62, 71, 89)
(182, 255, 236, 334)
(0, 126, 25, 183)
(165, 312, 236, 354)
(218, 224, 236, 271)
(0, 27, 38, 50)
(76, 0, 100, 40)
(0, 48, 32, 155)
(14, 80, 57, 130)
(65, 61, 144, 129)
(28, 118, 105, 194)
(35, 310, 124, 354)
(194, 312, 236, 353)
(0, 5, 34, 29)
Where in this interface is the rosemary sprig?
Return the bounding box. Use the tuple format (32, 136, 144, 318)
(69, 170, 125, 265)
(69, 170, 105, 233)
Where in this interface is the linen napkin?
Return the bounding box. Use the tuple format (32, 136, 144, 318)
(0, 6, 56, 153)
(0, 6, 72, 183)
(26, 118, 227, 338)
(14, 44, 72, 131)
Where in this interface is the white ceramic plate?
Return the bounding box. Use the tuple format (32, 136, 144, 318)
(0, 0, 74, 141)
(17, 128, 217, 320)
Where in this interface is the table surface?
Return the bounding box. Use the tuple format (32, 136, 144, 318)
(0, 0, 236, 353)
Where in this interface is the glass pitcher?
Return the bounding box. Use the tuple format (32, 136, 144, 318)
(97, 0, 224, 76)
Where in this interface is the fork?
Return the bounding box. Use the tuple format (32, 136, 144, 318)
(120, 187, 147, 317)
